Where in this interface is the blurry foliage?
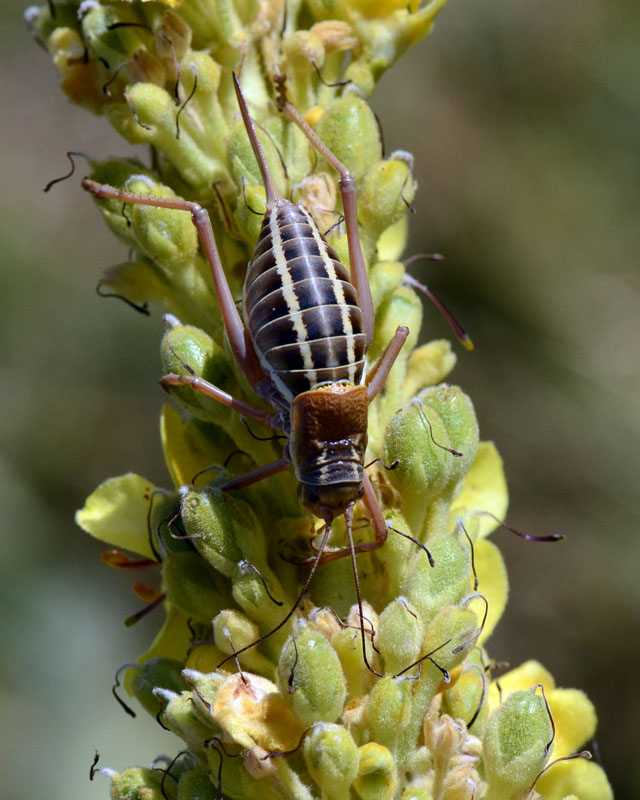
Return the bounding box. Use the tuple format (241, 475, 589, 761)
(1, 0, 638, 798)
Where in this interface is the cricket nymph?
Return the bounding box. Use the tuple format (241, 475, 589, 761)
(243, 197, 369, 520)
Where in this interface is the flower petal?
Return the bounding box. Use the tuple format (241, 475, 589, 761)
(76, 473, 156, 558)
(472, 538, 508, 645)
(535, 757, 613, 800)
(160, 403, 219, 488)
(488, 660, 555, 713)
(547, 688, 597, 759)
(449, 441, 508, 539)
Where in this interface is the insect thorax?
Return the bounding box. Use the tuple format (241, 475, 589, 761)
(290, 383, 368, 519)
(243, 200, 366, 405)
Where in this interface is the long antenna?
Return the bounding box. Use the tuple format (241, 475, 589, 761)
(232, 73, 281, 209)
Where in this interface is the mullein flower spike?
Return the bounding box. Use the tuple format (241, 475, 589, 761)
(31, 0, 612, 797)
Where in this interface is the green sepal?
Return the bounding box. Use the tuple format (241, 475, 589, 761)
(227, 114, 287, 208)
(277, 622, 347, 725)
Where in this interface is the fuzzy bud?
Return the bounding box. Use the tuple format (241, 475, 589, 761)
(354, 742, 397, 800)
(483, 688, 553, 797)
(303, 723, 360, 799)
(277, 623, 347, 725)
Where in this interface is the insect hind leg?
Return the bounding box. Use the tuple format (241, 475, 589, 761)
(82, 178, 265, 391)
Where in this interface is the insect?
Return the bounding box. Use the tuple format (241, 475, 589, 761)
(83, 74, 408, 568)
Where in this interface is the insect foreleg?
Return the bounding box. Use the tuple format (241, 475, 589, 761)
(366, 325, 410, 401)
(311, 473, 388, 566)
(81, 178, 265, 391)
(276, 95, 375, 349)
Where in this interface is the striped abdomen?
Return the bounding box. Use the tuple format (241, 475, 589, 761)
(243, 200, 366, 403)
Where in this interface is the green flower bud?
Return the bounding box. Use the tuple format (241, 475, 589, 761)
(419, 604, 480, 687)
(180, 486, 242, 576)
(402, 534, 472, 627)
(384, 386, 478, 538)
(163, 551, 228, 621)
(404, 341, 457, 401)
(400, 790, 433, 800)
(228, 116, 287, 224)
(213, 608, 274, 674)
(131, 656, 187, 717)
(86, 160, 160, 247)
(109, 83, 221, 188)
(109, 767, 166, 800)
(314, 95, 382, 181)
(368, 287, 422, 453)
(483, 688, 553, 798)
(303, 723, 360, 800)
(231, 559, 289, 635)
(277, 623, 347, 725)
(181, 668, 225, 721)
(160, 323, 233, 423)
(118, 176, 198, 273)
(359, 157, 415, 257)
(176, 765, 219, 800)
(325, 600, 378, 697)
(366, 675, 412, 753)
(156, 686, 218, 752)
(443, 662, 488, 734)
(377, 597, 424, 675)
(354, 742, 397, 800)
(180, 487, 280, 606)
(368, 259, 405, 312)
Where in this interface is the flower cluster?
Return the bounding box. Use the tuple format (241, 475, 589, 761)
(28, 1, 611, 798)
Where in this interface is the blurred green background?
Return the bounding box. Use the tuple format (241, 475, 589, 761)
(2, 0, 638, 797)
